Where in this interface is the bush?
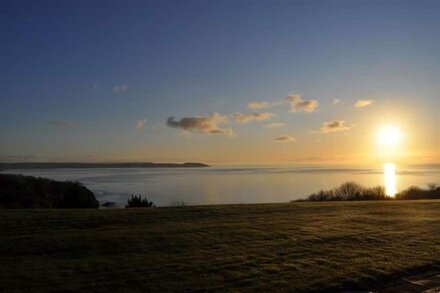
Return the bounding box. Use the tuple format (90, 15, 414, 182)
(396, 185, 440, 200)
(125, 195, 155, 208)
(102, 201, 116, 208)
(305, 181, 439, 201)
(307, 182, 387, 201)
(0, 174, 99, 209)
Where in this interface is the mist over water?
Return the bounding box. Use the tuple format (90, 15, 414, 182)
(3, 165, 438, 207)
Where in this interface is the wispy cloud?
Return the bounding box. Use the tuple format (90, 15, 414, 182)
(265, 122, 285, 128)
(136, 118, 147, 129)
(354, 99, 374, 107)
(332, 99, 341, 105)
(167, 112, 233, 136)
(48, 120, 77, 127)
(274, 135, 296, 142)
(285, 94, 318, 112)
(232, 112, 274, 123)
(0, 154, 38, 162)
(246, 93, 319, 113)
(320, 120, 351, 133)
(112, 84, 127, 93)
(248, 101, 270, 110)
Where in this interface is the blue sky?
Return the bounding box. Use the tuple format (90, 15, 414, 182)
(1, 0, 439, 164)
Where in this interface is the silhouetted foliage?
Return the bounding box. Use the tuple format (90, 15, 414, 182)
(125, 195, 155, 208)
(305, 181, 439, 201)
(307, 182, 385, 201)
(396, 184, 440, 200)
(102, 201, 116, 208)
(0, 174, 99, 208)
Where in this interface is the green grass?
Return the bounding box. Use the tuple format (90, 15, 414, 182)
(1, 201, 439, 292)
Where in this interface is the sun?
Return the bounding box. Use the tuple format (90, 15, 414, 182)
(377, 125, 403, 147)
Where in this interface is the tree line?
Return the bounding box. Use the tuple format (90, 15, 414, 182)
(305, 182, 440, 201)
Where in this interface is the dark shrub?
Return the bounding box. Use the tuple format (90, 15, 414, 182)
(0, 174, 99, 209)
(305, 181, 439, 201)
(396, 185, 440, 200)
(362, 186, 386, 200)
(333, 182, 363, 200)
(102, 201, 116, 208)
(125, 195, 154, 208)
(307, 182, 368, 201)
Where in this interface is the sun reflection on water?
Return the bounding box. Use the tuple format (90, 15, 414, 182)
(383, 163, 397, 197)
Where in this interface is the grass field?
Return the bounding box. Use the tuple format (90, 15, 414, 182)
(1, 201, 439, 292)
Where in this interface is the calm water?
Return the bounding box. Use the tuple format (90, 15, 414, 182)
(3, 165, 439, 207)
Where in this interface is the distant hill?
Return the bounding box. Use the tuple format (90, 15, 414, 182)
(0, 174, 99, 209)
(0, 162, 210, 169)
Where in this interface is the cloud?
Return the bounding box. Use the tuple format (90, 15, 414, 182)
(285, 94, 318, 112)
(0, 155, 38, 162)
(48, 120, 77, 127)
(112, 84, 127, 93)
(320, 120, 351, 133)
(274, 135, 296, 142)
(332, 99, 341, 105)
(232, 112, 274, 123)
(354, 99, 374, 107)
(166, 112, 233, 135)
(136, 118, 147, 129)
(248, 101, 270, 110)
(265, 122, 285, 128)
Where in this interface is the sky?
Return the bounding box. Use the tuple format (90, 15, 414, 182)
(1, 0, 439, 165)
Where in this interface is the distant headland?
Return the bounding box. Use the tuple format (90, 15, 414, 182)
(0, 162, 210, 169)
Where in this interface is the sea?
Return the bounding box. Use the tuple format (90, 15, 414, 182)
(2, 164, 439, 207)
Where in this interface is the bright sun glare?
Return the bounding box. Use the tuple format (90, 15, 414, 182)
(383, 162, 397, 197)
(376, 124, 403, 197)
(377, 125, 403, 147)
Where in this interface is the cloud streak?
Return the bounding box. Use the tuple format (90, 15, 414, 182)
(232, 112, 274, 123)
(285, 94, 319, 112)
(167, 113, 233, 136)
(48, 120, 77, 127)
(320, 120, 351, 133)
(0, 155, 38, 162)
(245, 93, 319, 114)
(354, 99, 374, 107)
(248, 101, 270, 110)
(274, 135, 296, 142)
(112, 84, 127, 93)
(136, 118, 147, 129)
(265, 122, 285, 128)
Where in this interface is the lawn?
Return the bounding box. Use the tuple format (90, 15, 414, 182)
(1, 200, 439, 292)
